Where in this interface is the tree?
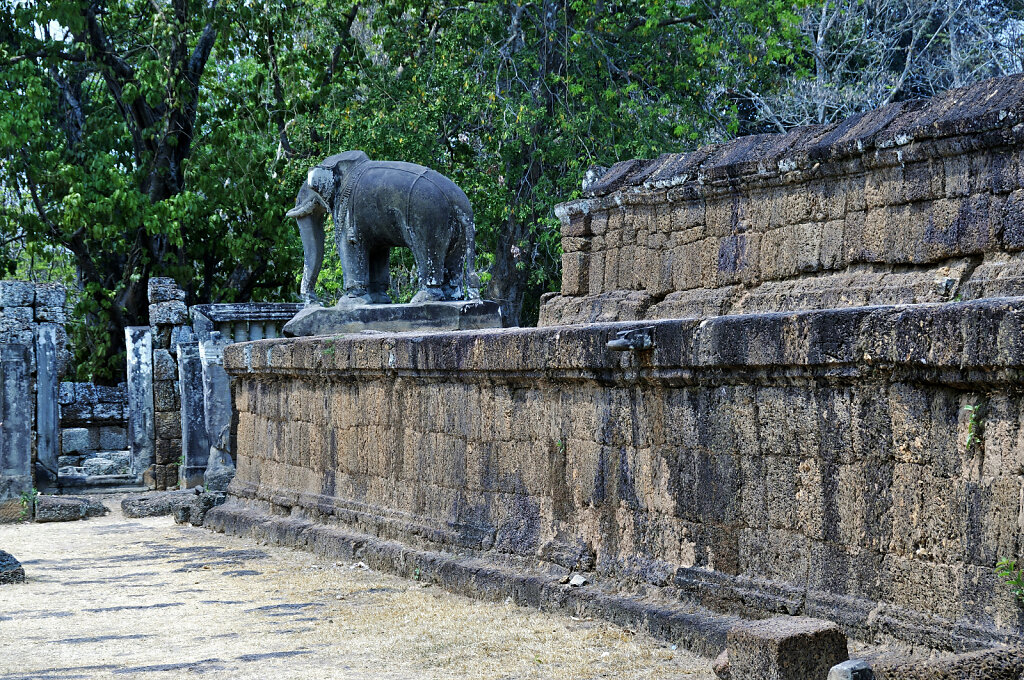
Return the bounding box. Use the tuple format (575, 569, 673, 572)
(0, 0, 303, 381)
(744, 0, 1024, 130)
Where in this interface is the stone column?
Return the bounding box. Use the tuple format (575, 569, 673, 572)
(176, 342, 210, 488)
(0, 344, 32, 521)
(125, 327, 155, 487)
(199, 332, 235, 491)
(33, 325, 60, 489)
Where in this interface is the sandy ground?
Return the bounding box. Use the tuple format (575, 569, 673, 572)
(0, 496, 714, 680)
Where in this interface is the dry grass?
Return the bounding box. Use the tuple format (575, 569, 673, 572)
(0, 496, 713, 680)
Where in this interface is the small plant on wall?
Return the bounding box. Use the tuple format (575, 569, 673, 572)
(997, 558, 1024, 603)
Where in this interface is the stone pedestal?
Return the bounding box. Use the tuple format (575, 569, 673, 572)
(283, 299, 502, 337)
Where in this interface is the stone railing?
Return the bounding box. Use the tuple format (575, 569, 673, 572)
(191, 303, 304, 343)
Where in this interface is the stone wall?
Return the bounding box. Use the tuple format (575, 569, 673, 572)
(0, 280, 66, 510)
(213, 300, 1024, 652)
(540, 75, 1024, 325)
(208, 75, 1024, 664)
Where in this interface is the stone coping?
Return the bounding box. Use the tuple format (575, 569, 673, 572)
(573, 75, 1024, 205)
(224, 297, 1024, 381)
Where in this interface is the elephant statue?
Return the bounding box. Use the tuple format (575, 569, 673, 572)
(286, 150, 477, 305)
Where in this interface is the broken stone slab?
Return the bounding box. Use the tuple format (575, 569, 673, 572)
(283, 299, 502, 337)
(0, 550, 25, 584)
(726, 616, 848, 680)
(34, 495, 109, 523)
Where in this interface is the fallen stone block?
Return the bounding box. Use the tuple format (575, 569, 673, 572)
(726, 616, 848, 680)
(34, 495, 109, 523)
(173, 491, 226, 527)
(0, 550, 25, 584)
(122, 490, 224, 521)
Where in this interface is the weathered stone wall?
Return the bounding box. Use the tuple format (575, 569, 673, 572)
(0, 280, 67, 504)
(215, 300, 1024, 652)
(540, 75, 1024, 325)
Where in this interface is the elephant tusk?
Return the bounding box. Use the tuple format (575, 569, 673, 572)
(286, 187, 330, 218)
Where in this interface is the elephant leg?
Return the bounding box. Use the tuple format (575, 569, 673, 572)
(367, 247, 392, 304)
(441, 237, 465, 300)
(410, 245, 446, 303)
(297, 213, 326, 304)
(337, 236, 373, 306)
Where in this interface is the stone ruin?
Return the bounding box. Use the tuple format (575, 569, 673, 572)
(204, 75, 1024, 678)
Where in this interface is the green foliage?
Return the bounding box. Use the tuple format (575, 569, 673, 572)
(996, 558, 1024, 603)
(964, 402, 985, 449)
(19, 487, 38, 521)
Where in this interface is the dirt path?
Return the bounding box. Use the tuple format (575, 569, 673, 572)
(0, 496, 713, 680)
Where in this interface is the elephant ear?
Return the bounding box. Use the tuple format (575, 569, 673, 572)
(286, 183, 329, 218)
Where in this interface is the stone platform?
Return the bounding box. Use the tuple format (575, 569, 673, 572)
(283, 299, 502, 337)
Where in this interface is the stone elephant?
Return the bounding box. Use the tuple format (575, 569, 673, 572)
(286, 150, 477, 305)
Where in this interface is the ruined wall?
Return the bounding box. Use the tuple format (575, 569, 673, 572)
(541, 75, 1024, 325)
(209, 75, 1024, 659)
(214, 301, 1024, 652)
(148, 278, 189, 489)
(0, 281, 66, 508)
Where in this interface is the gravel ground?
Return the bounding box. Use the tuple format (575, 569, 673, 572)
(0, 495, 714, 680)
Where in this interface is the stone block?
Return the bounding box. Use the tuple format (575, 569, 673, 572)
(1, 306, 33, 324)
(282, 300, 502, 337)
(561, 253, 589, 296)
(62, 427, 98, 454)
(98, 426, 128, 451)
(34, 283, 65, 309)
(34, 495, 108, 522)
(82, 457, 119, 476)
(727, 616, 848, 680)
(148, 277, 186, 303)
(155, 437, 182, 465)
(153, 349, 177, 381)
(92, 402, 125, 421)
(154, 380, 180, 411)
(94, 383, 127, 403)
(149, 300, 188, 326)
(156, 411, 182, 439)
(0, 281, 34, 307)
(58, 382, 75, 405)
(60, 402, 93, 423)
